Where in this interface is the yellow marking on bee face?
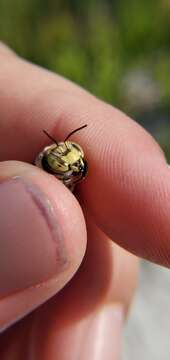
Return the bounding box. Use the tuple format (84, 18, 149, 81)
(62, 146, 81, 165)
(45, 142, 83, 173)
(47, 153, 68, 172)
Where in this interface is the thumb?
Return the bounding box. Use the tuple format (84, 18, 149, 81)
(0, 161, 87, 332)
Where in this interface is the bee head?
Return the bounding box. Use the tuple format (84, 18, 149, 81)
(44, 141, 83, 174)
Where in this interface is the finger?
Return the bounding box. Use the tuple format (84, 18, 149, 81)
(0, 44, 170, 267)
(0, 161, 86, 332)
(0, 217, 138, 360)
(0, 44, 162, 162)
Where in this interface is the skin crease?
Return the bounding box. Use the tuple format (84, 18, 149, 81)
(0, 43, 169, 359)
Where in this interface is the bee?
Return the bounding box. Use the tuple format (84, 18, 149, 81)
(35, 124, 88, 191)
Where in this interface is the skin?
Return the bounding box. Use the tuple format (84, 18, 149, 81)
(0, 42, 170, 359)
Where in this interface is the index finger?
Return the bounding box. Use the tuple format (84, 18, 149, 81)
(0, 43, 170, 267)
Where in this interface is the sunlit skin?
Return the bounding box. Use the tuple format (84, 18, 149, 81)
(0, 43, 170, 359)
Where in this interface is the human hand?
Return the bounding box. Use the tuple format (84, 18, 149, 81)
(0, 43, 169, 359)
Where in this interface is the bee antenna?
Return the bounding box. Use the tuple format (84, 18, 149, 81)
(43, 130, 58, 145)
(64, 124, 87, 142)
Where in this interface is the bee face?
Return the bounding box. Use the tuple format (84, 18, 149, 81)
(45, 141, 84, 172)
(35, 140, 88, 191)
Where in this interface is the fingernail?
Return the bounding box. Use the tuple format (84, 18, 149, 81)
(0, 177, 68, 298)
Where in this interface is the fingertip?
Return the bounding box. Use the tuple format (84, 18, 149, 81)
(0, 160, 87, 331)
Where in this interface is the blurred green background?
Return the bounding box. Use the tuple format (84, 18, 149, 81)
(0, 0, 170, 158)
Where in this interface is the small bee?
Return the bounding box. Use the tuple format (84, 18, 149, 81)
(35, 124, 88, 191)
